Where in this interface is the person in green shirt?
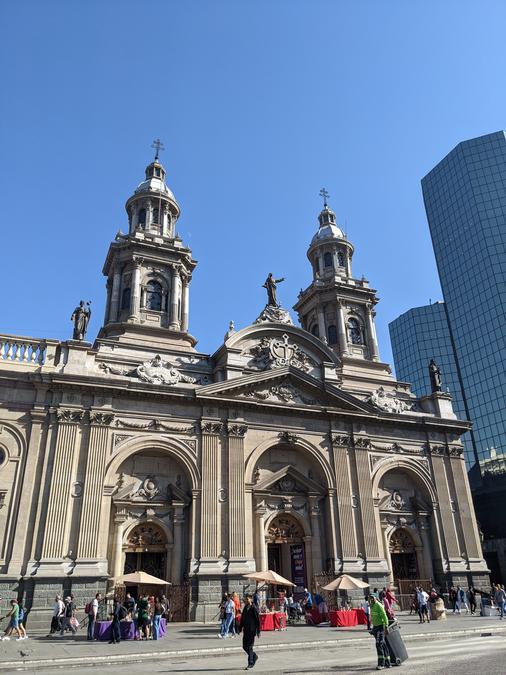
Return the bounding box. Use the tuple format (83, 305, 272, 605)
(369, 595, 391, 670)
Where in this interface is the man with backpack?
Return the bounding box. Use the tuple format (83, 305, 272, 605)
(86, 593, 102, 641)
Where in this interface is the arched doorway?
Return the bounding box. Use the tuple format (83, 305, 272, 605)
(124, 522, 167, 578)
(266, 514, 307, 589)
(389, 528, 419, 582)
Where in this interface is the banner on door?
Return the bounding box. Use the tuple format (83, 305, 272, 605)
(290, 543, 306, 590)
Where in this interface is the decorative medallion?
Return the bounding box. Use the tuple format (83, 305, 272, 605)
(366, 387, 414, 414)
(278, 431, 299, 444)
(390, 490, 405, 510)
(247, 334, 317, 373)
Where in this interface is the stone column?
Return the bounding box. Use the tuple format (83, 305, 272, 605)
(145, 200, 152, 229)
(332, 435, 357, 558)
(7, 409, 47, 575)
(449, 450, 483, 560)
(354, 444, 381, 558)
(200, 422, 222, 558)
(336, 301, 349, 355)
(191, 489, 200, 561)
(326, 489, 340, 572)
(181, 277, 190, 332)
(169, 266, 181, 330)
(365, 304, 380, 361)
(130, 206, 138, 231)
(227, 424, 247, 559)
(303, 535, 313, 586)
(104, 279, 112, 324)
(429, 449, 460, 559)
(418, 516, 435, 580)
(41, 409, 84, 560)
(172, 506, 185, 583)
(112, 511, 127, 578)
(309, 499, 323, 574)
(255, 505, 267, 572)
(77, 412, 114, 560)
(129, 258, 142, 322)
(161, 204, 169, 237)
(108, 267, 122, 323)
(345, 252, 352, 278)
(317, 306, 326, 340)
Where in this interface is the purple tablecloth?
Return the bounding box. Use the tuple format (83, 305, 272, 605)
(94, 618, 167, 641)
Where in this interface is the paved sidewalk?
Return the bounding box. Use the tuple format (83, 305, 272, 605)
(1, 611, 505, 671)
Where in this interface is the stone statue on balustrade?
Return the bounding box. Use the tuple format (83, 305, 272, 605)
(429, 358, 442, 393)
(71, 300, 92, 341)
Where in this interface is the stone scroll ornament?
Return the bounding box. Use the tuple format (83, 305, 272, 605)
(99, 354, 208, 385)
(366, 386, 415, 414)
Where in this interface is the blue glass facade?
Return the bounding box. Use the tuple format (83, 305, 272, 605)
(389, 302, 475, 469)
(421, 131, 506, 476)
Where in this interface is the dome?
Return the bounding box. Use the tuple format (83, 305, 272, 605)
(134, 176, 176, 200)
(310, 222, 345, 246)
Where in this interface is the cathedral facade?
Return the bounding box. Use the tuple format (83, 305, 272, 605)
(0, 155, 488, 621)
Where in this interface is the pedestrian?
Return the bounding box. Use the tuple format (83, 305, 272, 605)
(449, 587, 457, 612)
(48, 595, 65, 636)
(152, 597, 163, 640)
(379, 590, 394, 623)
(362, 596, 371, 630)
(125, 592, 136, 621)
(86, 592, 101, 641)
(302, 588, 313, 610)
(369, 595, 390, 670)
(455, 586, 469, 614)
(60, 596, 76, 637)
(160, 593, 170, 620)
(494, 584, 506, 619)
(17, 604, 28, 640)
(468, 587, 477, 615)
(416, 587, 430, 623)
(220, 593, 235, 638)
(1, 600, 24, 641)
(239, 594, 260, 670)
(109, 596, 122, 644)
(233, 591, 242, 634)
(137, 594, 150, 640)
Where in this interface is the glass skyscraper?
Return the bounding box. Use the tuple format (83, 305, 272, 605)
(421, 130, 506, 478)
(389, 301, 475, 469)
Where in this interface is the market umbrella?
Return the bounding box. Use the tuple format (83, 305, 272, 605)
(116, 571, 171, 585)
(321, 574, 369, 591)
(243, 570, 295, 587)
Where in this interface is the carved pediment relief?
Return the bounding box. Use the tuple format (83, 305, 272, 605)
(99, 354, 209, 386)
(113, 474, 189, 505)
(196, 367, 373, 413)
(254, 465, 325, 495)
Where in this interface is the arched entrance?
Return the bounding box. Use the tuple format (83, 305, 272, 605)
(266, 514, 307, 589)
(123, 522, 167, 578)
(389, 528, 419, 582)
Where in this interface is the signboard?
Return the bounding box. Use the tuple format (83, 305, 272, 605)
(290, 543, 306, 591)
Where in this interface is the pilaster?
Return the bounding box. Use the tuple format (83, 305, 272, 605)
(75, 411, 114, 575)
(199, 421, 222, 568)
(331, 434, 357, 560)
(39, 409, 84, 569)
(226, 424, 247, 559)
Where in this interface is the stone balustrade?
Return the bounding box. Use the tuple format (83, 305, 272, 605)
(0, 334, 59, 367)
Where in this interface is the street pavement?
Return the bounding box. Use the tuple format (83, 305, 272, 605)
(13, 634, 506, 674)
(1, 611, 505, 672)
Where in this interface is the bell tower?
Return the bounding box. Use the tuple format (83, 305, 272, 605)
(293, 191, 381, 364)
(97, 141, 197, 351)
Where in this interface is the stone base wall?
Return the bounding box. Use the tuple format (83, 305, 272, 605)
(190, 576, 258, 622)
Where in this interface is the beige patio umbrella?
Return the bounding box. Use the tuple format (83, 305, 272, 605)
(243, 570, 295, 587)
(321, 574, 369, 591)
(116, 571, 171, 585)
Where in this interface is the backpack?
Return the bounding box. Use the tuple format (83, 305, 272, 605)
(119, 605, 128, 620)
(85, 602, 91, 614)
(18, 607, 24, 622)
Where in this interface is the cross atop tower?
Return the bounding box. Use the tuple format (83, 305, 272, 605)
(151, 138, 165, 161)
(319, 187, 330, 208)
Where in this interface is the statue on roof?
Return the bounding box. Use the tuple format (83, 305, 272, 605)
(263, 272, 285, 307)
(429, 359, 442, 393)
(71, 300, 91, 341)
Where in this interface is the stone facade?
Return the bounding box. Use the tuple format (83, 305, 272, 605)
(0, 158, 489, 623)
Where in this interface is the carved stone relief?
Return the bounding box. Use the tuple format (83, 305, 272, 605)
(366, 387, 415, 414)
(99, 354, 209, 386)
(243, 384, 316, 406)
(246, 334, 317, 373)
(116, 418, 195, 433)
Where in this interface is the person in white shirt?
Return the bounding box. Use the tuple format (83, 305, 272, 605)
(416, 587, 430, 623)
(47, 595, 65, 636)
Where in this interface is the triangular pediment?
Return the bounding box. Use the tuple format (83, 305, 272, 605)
(255, 464, 325, 495)
(196, 366, 375, 413)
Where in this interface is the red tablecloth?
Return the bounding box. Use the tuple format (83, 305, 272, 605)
(259, 612, 286, 631)
(305, 608, 328, 625)
(329, 609, 367, 627)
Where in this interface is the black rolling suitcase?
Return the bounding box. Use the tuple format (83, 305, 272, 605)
(385, 621, 408, 666)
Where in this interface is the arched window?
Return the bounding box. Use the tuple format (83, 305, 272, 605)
(152, 208, 159, 224)
(337, 250, 345, 267)
(121, 287, 131, 310)
(310, 324, 319, 337)
(348, 317, 363, 345)
(327, 325, 338, 345)
(323, 252, 333, 268)
(138, 208, 146, 226)
(146, 280, 163, 311)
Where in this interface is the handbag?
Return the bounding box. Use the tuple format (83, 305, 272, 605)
(70, 617, 79, 629)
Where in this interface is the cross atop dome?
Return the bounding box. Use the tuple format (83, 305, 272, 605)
(319, 187, 330, 208)
(151, 138, 165, 162)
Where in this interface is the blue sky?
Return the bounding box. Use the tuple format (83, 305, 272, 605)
(1, 0, 505, 372)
